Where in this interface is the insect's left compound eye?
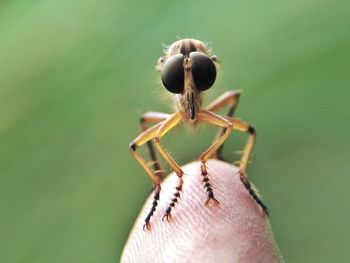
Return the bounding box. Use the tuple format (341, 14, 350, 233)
(161, 54, 184, 94)
(190, 52, 216, 91)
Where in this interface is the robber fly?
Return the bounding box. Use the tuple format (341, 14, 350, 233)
(130, 39, 268, 230)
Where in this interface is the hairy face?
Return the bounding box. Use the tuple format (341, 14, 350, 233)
(156, 39, 219, 120)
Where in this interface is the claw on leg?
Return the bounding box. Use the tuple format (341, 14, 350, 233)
(143, 222, 151, 231)
(204, 195, 220, 206)
(162, 208, 172, 222)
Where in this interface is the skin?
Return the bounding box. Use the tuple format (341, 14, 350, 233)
(121, 159, 283, 263)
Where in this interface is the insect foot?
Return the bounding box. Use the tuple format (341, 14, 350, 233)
(143, 222, 151, 231)
(162, 181, 182, 223)
(201, 161, 220, 206)
(162, 207, 172, 222)
(239, 174, 269, 217)
(142, 185, 161, 231)
(204, 194, 220, 207)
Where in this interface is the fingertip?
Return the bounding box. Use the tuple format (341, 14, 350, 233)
(121, 159, 283, 263)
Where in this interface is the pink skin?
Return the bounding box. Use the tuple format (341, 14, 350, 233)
(121, 159, 283, 263)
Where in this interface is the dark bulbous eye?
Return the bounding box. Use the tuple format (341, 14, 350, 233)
(190, 52, 216, 91)
(161, 54, 184, 94)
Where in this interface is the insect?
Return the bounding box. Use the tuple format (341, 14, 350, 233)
(130, 39, 268, 230)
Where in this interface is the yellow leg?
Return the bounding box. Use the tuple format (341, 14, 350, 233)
(153, 112, 183, 176)
(196, 110, 233, 205)
(197, 110, 233, 160)
(205, 90, 241, 159)
(205, 90, 241, 114)
(130, 122, 166, 230)
(152, 112, 184, 221)
(224, 117, 256, 176)
(223, 116, 268, 215)
(140, 112, 171, 179)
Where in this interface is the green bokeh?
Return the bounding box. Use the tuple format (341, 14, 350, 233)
(0, 0, 349, 262)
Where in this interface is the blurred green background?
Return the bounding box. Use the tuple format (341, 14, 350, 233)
(0, 0, 349, 262)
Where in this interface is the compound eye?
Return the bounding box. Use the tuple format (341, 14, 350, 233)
(161, 54, 184, 94)
(190, 52, 216, 91)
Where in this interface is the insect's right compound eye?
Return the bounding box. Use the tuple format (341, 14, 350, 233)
(161, 54, 184, 94)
